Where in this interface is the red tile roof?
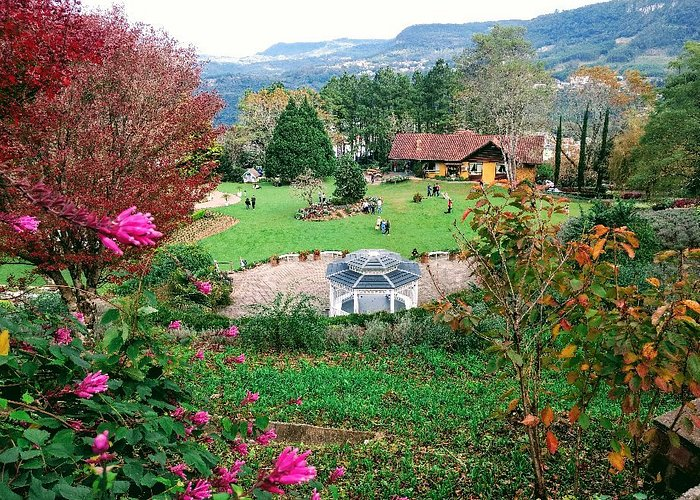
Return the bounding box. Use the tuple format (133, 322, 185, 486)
(389, 132, 544, 165)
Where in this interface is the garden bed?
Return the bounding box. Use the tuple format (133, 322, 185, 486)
(166, 211, 238, 243)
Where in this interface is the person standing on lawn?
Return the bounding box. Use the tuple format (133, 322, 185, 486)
(245, 197, 251, 209)
(377, 198, 383, 214)
(445, 197, 453, 214)
(251, 195, 256, 209)
(427, 184, 432, 197)
(385, 219, 391, 234)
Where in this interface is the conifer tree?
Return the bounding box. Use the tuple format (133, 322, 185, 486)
(595, 108, 610, 194)
(333, 155, 367, 203)
(577, 104, 589, 191)
(554, 116, 562, 187)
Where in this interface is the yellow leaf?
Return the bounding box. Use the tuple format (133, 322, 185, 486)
(0, 330, 9, 356)
(621, 243, 635, 259)
(559, 344, 577, 359)
(592, 225, 609, 237)
(645, 277, 660, 288)
(682, 299, 700, 315)
(608, 451, 625, 471)
(592, 238, 607, 259)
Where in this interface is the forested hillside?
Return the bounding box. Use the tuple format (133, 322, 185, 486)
(203, 0, 700, 123)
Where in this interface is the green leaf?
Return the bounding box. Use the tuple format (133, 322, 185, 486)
(137, 306, 158, 316)
(0, 447, 20, 463)
(579, 413, 591, 430)
(29, 477, 56, 500)
(212, 494, 231, 500)
(254, 416, 270, 431)
(54, 482, 92, 500)
(122, 462, 144, 482)
(0, 398, 7, 409)
(687, 353, 700, 381)
(24, 428, 50, 446)
(101, 309, 120, 325)
(21, 392, 35, 404)
(182, 449, 210, 475)
(506, 349, 524, 367)
(591, 284, 607, 298)
(143, 289, 158, 307)
(0, 483, 22, 500)
(20, 449, 42, 460)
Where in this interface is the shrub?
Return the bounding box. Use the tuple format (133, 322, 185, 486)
(642, 208, 700, 250)
(671, 198, 700, 208)
(382, 176, 409, 184)
(412, 193, 423, 203)
(241, 293, 327, 352)
(27, 291, 68, 315)
(333, 155, 367, 203)
(412, 163, 424, 178)
(536, 163, 554, 183)
(150, 304, 231, 331)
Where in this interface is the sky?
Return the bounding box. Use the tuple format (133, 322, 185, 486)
(80, 0, 608, 58)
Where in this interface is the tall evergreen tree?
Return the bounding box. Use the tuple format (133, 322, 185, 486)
(577, 104, 590, 191)
(333, 155, 367, 203)
(265, 99, 335, 183)
(554, 116, 563, 187)
(595, 108, 610, 194)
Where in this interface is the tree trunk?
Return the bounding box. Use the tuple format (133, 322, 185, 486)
(517, 365, 547, 499)
(43, 264, 100, 330)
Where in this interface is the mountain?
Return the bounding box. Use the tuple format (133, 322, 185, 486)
(202, 0, 700, 124)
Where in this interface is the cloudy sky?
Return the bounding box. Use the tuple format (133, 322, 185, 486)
(80, 0, 607, 57)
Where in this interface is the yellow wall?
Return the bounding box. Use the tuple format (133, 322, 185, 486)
(482, 162, 496, 184)
(425, 162, 446, 178)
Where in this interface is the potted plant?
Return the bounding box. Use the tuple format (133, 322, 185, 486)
(269, 254, 279, 266)
(341, 249, 349, 257)
(313, 249, 321, 260)
(449, 249, 459, 261)
(298, 250, 309, 262)
(420, 252, 429, 263)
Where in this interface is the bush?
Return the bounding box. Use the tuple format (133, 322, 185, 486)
(150, 304, 231, 331)
(27, 291, 68, 315)
(536, 163, 554, 183)
(642, 208, 700, 250)
(413, 193, 423, 203)
(412, 163, 424, 178)
(241, 293, 327, 352)
(333, 155, 367, 203)
(382, 176, 409, 184)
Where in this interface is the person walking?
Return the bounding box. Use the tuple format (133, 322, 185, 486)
(377, 198, 383, 214)
(244, 197, 251, 209)
(427, 184, 432, 197)
(380, 220, 386, 234)
(375, 216, 382, 230)
(385, 219, 391, 235)
(251, 195, 256, 209)
(434, 184, 440, 197)
(318, 191, 322, 204)
(445, 197, 453, 214)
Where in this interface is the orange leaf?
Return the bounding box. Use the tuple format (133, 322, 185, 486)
(461, 209, 472, 222)
(608, 451, 625, 471)
(592, 225, 609, 237)
(569, 405, 581, 424)
(559, 344, 577, 359)
(507, 398, 519, 413)
(636, 363, 649, 378)
(690, 381, 700, 398)
(591, 238, 607, 259)
(654, 376, 670, 393)
(642, 342, 658, 361)
(541, 405, 554, 427)
(546, 430, 559, 454)
(646, 277, 660, 288)
(559, 318, 572, 332)
(621, 243, 635, 259)
(682, 299, 700, 315)
(521, 414, 540, 427)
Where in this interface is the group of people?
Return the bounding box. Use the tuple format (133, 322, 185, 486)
(426, 183, 441, 197)
(244, 196, 256, 209)
(361, 198, 383, 214)
(375, 217, 391, 234)
(317, 192, 328, 204)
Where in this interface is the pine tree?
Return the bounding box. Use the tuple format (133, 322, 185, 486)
(577, 104, 589, 191)
(595, 108, 610, 194)
(554, 116, 562, 187)
(333, 155, 367, 203)
(264, 99, 335, 183)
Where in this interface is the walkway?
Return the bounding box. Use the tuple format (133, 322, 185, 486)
(220, 257, 474, 318)
(194, 191, 241, 209)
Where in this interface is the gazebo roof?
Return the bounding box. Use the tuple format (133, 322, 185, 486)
(326, 249, 420, 290)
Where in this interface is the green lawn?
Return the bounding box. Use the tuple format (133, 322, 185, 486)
(175, 344, 664, 499)
(201, 180, 590, 267)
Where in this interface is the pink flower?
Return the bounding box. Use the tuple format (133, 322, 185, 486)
(329, 466, 345, 483)
(8, 215, 40, 233)
(72, 312, 85, 325)
(240, 390, 259, 406)
(195, 281, 212, 295)
(169, 320, 182, 330)
(191, 411, 210, 427)
(54, 327, 73, 345)
(259, 447, 316, 495)
(223, 325, 239, 338)
(92, 430, 110, 454)
(99, 207, 163, 255)
(232, 439, 249, 456)
(247, 421, 253, 436)
(195, 350, 204, 361)
(179, 479, 212, 500)
(171, 406, 186, 420)
(289, 396, 303, 406)
(85, 452, 116, 464)
(67, 419, 84, 432)
(229, 354, 245, 364)
(169, 463, 188, 480)
(256, 428, 277, 446)
(185, 425, 195, 436)
(311, 488, 321, 500)
(211, 461, 244, 493)
(74, 371, 109, 399)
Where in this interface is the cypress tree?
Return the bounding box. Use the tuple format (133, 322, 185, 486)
(595, 108, 610, 195)
(577, 104, 589, 192)
(554, 116, 562, 187)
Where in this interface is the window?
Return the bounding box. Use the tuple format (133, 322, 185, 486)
(497, 163, 507, 174)
(468, 162, 483, 174)
(424, 162, 439, 173)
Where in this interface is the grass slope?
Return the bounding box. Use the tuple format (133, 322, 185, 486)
(201, 180, 589, 268)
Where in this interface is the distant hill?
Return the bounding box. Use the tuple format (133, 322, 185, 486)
(202, 0, 700, 124)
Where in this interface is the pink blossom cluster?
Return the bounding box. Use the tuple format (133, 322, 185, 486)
(255, 428, 277, 446)
(0, 214, 40, 233)
(179, 479, 211, 500)
(226, 353, 245, 364)
(86, 430, 115, 464)
(258, 447, 316, 495)
(329, 466, 345, 483)
(170, 406, 210, 433)
(222, 325, 238, 337)
(54, 327, 72, 345)
(240, 390, 259, 406)
(72, 312, 85, 325)
(73, 371, 109, 399)
(194, 280, 212, 295)
(195, 349, 204, 361)
(98, 206, 163, 256)
(169, 320, 181, 330)
(211, 460, 245, 494)
(232, 438, 249, 456)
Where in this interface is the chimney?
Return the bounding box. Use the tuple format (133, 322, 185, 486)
(415, 138, 422, 153)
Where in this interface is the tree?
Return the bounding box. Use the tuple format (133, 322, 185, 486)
(333, 155, 366, 203)
(577, 104, 589, 191)
(630, 42, 700, 195)
(291, 169, 322, 206)
(594, 108, 610, 193)
(554, 116, 563, 186)
(456, 26, 553, 185)
(412, 59, 460, 133)
(0, 9, 222, 325)
(265, 99, 335, 183)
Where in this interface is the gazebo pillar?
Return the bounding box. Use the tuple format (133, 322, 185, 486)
(329, 286, 335, 316)
(412, 284, 418, 308)
(353, 290, 359, 313)
(390, 290, 395, 313)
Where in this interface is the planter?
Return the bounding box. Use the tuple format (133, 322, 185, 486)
(313, 250, 321, 261)
(420, 254, 429, 263)
(270, 258, 279, 267)
(299, 254, 308, 262)
(448, 252, 457, 261)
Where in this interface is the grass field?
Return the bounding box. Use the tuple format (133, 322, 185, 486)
(201, 179, 590, 268)
(175, 343, 667, 499)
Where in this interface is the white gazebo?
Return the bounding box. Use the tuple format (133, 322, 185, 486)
(326, 249, 421, 316)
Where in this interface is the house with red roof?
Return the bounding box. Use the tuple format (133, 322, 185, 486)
(388, 131, 545, 183)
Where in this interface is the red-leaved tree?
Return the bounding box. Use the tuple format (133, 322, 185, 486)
(0, 5, 222, 324)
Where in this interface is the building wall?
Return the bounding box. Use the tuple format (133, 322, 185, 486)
(424, 161, 447, 178)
